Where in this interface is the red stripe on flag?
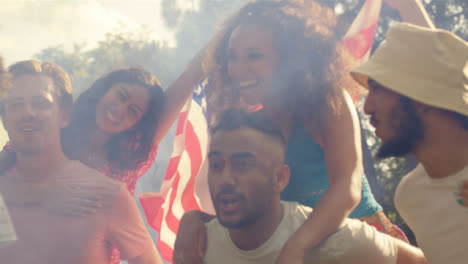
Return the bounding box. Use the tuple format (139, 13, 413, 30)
(165, 172, 182, 233)
(139, 195, 164, 230)
(157, 172, 181, 262)
(342, 0, 382, 61)
(153, 204, 164, 232)
(342, 24, 378, 59)
(164, 156, 181, 181)
(181, 121, 203, 211)
(176, 111, 188, 135)
(157, 237, 174, 263)
(165, 208, 181, 235)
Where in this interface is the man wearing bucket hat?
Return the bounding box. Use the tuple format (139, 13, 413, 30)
(351, 23, 468, 264)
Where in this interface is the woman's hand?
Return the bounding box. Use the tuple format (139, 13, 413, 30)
(173, 210, 211, 264)
(456, 181, 468, 207)
(42, 177, 120, 217)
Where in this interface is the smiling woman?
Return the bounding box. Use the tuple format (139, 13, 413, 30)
(95, 83, 150, 134)
(62, 68, 164, 177)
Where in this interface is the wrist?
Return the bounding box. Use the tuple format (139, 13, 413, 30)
(282, 239, 307, 259)
(284, 234, 309, 253)
(186, 49, 205, 78)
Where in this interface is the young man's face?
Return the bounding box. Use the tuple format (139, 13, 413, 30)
(364, 79, 423, 158)
(207, 126, 284, 229)
(2, 74, 68, 155)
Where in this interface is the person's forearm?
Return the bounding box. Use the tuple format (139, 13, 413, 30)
(0, 178, 46, 205)
(395, 238, 428, 264)
(283, 182, 360, 252)
(152, 49, 205, 144)
(173, 209, 214, 263)
(397, 0, 434, 28)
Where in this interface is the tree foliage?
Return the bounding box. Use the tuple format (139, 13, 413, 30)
(36, 25, 176, 96)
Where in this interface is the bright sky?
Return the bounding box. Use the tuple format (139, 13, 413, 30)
(1, 0, 198, 66)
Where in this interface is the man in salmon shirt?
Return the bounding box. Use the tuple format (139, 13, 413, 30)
(0, 60, 162, 264)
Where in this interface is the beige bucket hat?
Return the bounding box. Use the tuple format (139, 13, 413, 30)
(351, 22, 468, 116)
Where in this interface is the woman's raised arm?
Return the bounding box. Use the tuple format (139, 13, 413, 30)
(151, 48, 206, 145)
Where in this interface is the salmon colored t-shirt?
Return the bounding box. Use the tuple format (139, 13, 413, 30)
(0, 160, 154, 264)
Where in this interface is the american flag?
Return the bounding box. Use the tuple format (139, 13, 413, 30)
(342, 0, 382, 64)
(138, 79, 214, 263)
(138, 0, 382, 262)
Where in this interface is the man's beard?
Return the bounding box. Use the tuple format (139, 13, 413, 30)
(218, 205, 263, 229)
(377, 98, 424, 159)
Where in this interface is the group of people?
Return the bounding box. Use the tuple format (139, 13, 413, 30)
(0, 0, 467, 263)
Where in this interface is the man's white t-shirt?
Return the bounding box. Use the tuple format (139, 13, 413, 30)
(204, 201, 397, 264)
(0, 193, 16, 248)
(395, 164, 468, 264)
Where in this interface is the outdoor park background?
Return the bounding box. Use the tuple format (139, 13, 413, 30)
(1, 0, 467, 248)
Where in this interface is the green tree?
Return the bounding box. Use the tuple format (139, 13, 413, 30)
(36, 25, 177, 95)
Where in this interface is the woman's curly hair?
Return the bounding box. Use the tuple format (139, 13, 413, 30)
(62, 68, 165, 175)
(204, 0, 359, 124)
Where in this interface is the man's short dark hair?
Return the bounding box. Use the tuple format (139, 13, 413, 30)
(211, 109, 286, 149)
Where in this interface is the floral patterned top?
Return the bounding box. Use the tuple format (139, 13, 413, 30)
(100, 143, 159, 195)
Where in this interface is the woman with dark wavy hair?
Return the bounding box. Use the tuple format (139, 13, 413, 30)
(0, 57, 203, 263)
(62, 68, 165, 192)
(174, 0, 434, 263)
(62, 68, 166, 263)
